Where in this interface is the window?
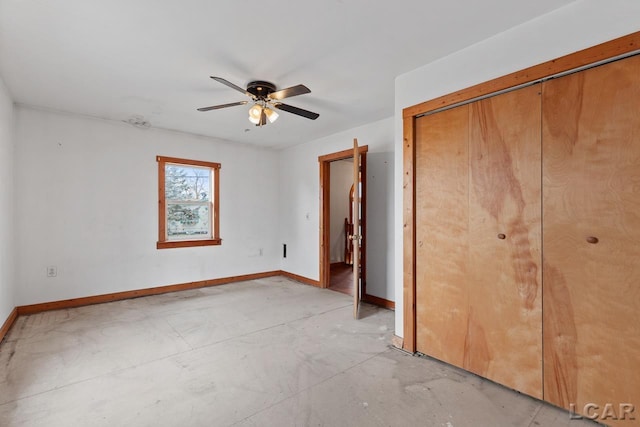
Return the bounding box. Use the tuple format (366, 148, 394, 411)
(157, 156, 221, 249)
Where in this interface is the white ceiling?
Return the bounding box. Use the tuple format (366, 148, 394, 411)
(0, 0, 576, 149)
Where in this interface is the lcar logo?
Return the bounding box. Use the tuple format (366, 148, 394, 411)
(570, 403, 636, 421)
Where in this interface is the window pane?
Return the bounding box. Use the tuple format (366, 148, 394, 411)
(165, 165, 211, 202)
(157, 156, 220, 248)
(167, 203, 210, 239)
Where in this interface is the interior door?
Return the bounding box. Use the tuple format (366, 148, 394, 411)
(415, 84, 543, 399)
(352, 138, 361, 318)
(467, 84, 542, 398)
(415, 105, 470, 366)
(542, 54, 640, 425)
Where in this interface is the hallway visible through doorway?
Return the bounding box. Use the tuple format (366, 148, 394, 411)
(328, 262, 353, 296)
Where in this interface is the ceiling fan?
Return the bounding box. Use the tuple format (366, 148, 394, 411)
(198, 77, 320, 126)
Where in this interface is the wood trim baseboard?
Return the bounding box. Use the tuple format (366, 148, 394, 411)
(279, 270, 321, 287)
(391, 335, 404, 350)
(0, 307, 18, 344)
(16, 271, 281, 315)
(362, 292, 395, 310)
(2, 271, 395, 343)
(279, 270, 396, 310)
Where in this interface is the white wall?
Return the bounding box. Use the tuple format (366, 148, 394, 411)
(366, 150, 394, 299)
(393, 0, 640, 337)
(0, 76, 14, 324)
(278, 117, 395, 301)
(14, 107, 280, 305)
(329, 160, 352, 263)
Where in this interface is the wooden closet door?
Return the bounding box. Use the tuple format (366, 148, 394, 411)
(543, 55, 640, 425)
(468, 84, 543, 398)
(415, 105, 469, 366)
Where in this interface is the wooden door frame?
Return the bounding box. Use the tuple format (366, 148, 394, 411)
(402, 31, 640, 353)
(319, 146, 368, 290)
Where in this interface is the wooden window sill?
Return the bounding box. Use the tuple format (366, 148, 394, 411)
(157, 239, 222, 249)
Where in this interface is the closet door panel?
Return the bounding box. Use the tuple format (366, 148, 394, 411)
(468, 84, 543, 398)
(543, 54, 640, 424)
(415, 105, 469, 367)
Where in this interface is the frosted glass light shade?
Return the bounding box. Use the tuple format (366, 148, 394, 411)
(264, 107, 279, 123)
(248, 104, 263, 124)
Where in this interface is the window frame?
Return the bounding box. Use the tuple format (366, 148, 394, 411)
(157, 155, 221, 249)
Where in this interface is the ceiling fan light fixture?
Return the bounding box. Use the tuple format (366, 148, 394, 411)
(264, 107, 279, 123)
(248, 104, 263, 124)
(249, 103, 262, 118)
(199, 77, 319, 124)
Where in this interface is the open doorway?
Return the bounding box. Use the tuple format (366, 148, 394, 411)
(327, 159, 357, 295)
(318, 146, 367, 296)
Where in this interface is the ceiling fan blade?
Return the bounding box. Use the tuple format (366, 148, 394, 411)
(197, 100, 248, 111)
(268, 84, 311, 101)
(210, 76, 252, 97)
(273, 103, 319, 120)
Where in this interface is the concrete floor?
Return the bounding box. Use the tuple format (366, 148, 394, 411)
(0, 277, 599, 427)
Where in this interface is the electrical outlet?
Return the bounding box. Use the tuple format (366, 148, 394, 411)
(47, 266, 57, 277)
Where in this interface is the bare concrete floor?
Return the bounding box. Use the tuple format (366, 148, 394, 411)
(0, 277, 598, 427)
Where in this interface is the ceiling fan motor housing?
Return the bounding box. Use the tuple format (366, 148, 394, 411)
(247, 81, 276, 99)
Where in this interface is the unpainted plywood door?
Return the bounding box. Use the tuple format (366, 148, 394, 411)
(415, 105, 470, 366)
(415, 85, 543, 399)
(468, 84, 542, 398)
(542, 54, 640, 425)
